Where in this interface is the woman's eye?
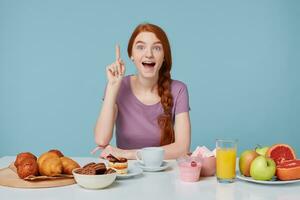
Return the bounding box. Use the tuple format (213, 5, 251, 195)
(136, 45, 144, 50)
(153, 46, 162, 51)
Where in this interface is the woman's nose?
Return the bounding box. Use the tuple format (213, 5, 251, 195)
(145, 48, 154, 58)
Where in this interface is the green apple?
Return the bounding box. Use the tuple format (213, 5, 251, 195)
(239, 150, 259, 177)
(255, 145, 269, 156)
(250, 156, 276, 181)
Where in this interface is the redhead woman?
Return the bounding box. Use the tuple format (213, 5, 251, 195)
(94, 23, 191, 159)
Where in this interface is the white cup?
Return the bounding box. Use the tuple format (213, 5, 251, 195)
(136, 147, 165, 168)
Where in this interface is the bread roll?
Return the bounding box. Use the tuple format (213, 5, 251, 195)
(60, 157, 80, 174)
(17, 157, 39, 179)
(14, 152, 37, 167)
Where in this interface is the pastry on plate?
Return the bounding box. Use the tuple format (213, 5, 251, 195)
(38, 156, 63, 176)
(14, 152, 37, 168)
(106, 154, 128, 174)
(17, 157, 39, 179)
(38, 152, 63, 176)
(60, 156, 80, 175)
(48, 149, 64, 157)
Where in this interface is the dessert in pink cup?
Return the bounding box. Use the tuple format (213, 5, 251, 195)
(191, 146, 216, 177)
(177, 156, 202, 182)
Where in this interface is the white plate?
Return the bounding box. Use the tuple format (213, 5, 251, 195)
(116, 166, 143, 179)
(134, 161, 169, 172)
(236, 172, 300, 185)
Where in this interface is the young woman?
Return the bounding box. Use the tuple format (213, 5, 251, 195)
(94, 23, 191, 159)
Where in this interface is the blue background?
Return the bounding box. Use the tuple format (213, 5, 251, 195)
(1, 0, 299, 157)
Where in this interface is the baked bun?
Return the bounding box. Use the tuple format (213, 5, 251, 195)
(38, 156, 63, 176)
(14, 152, 37, 167)
(48, 149, 64, 157)
(60, 157, 80, 175)
(17, 157, 39, 179)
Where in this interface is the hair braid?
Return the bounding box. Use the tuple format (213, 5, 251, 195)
(157, 68, 174, 145)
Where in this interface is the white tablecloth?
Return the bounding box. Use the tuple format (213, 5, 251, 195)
(0, 156, 299, 200)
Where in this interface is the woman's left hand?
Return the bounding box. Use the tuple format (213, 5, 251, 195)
(100, 145, 128, 159)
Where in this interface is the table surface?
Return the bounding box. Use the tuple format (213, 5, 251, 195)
(1, 156, 299, 200)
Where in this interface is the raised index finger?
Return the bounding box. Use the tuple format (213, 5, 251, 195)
(115, 44, 120, 61)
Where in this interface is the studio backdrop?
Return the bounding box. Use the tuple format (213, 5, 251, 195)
(1, 0, 299, 157)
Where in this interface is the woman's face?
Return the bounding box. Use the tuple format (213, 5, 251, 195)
(131, 32, 164, 79)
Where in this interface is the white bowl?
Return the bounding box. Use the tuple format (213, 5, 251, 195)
(72, 168, 117, 189)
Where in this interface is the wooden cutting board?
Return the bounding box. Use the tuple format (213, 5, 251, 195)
(0, 163, 76, 188)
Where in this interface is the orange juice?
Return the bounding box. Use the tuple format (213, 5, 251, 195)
(216, 148, 236, 179)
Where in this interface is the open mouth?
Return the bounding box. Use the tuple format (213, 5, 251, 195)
(142, 61, 156, 68)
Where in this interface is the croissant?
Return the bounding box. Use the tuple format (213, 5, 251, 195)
(60, 157, 80, 175)
(17, 157, 39, 179)
(37, 152, 60, 167)
(38, 152, 63, 176)
(15, 152, 37, 167)
(38, 157, 63, 176)
(48, 149, 64, 157)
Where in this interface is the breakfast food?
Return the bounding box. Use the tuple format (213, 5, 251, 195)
(60, 157, 80, 175)
(14, 152, 37, 167)
(177, 156, 202, 182)
(106, 154, 128, 174)
(37, 152, 62, 176)
(37, 152, 60, 167)
(276, 160, 300, 181)
(266, 144, 296, 165)
(13, 149, 81, 179)
(48, 149, 64, 157)
(16, 157, 39, 179)
(74, 162, 115, 175)
(39, 156, 63, 176)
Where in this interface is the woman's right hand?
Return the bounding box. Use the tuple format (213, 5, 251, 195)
(106, 45, 126, 86)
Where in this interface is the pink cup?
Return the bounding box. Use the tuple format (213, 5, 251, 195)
(177, 156, 202, 182)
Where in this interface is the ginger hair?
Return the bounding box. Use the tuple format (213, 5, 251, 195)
(127, 23, 174, 145)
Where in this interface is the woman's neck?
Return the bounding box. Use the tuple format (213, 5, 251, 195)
(133, 74, 158, 93)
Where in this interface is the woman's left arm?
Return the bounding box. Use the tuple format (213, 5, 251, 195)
(161, 112, 191, 159)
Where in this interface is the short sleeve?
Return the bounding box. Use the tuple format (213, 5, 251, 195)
(174, 83, 190, 115)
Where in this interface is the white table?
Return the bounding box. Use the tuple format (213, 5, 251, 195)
(1, 156, 299, 200)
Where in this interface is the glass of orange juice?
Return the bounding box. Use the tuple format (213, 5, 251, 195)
(216, 139, 238, 183)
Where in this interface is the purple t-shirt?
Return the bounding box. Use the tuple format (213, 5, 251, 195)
(107, 75, 190, 150)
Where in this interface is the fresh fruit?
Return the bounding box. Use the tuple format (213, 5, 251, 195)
(239, 150, 259, 177)
(190, 161, 197, 167)
(276, 160, 300, 181)
(266, 144, 296, 165)
(255, 145, 269, 156)
(250, 156, 276, 181)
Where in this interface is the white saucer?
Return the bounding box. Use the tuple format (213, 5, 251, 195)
(134, 161, 169, 172)
(116, 166, 143, 179)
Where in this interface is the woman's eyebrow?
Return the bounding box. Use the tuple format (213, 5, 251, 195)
(153, 41, 162, 45)
(135, 41, 162, 45)
(135, 41, 145, 44)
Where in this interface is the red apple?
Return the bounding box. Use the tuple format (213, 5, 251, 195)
(239, 150, 259, 177)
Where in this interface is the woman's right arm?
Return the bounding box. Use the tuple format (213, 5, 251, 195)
(94, 45, 125, 147)
(94, 84, 119, 147)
